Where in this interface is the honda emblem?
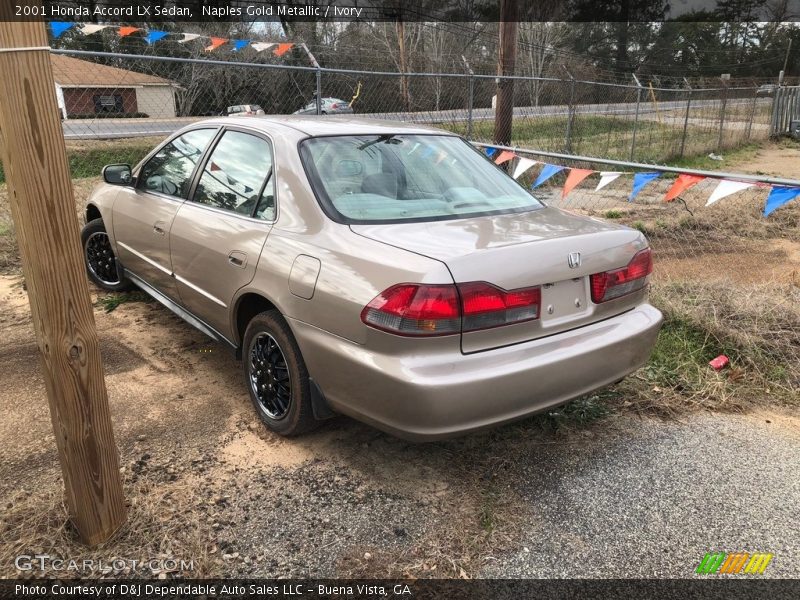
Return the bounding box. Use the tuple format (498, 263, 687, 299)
(568, 252, 581, 269)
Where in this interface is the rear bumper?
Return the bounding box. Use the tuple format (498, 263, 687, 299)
(290, 303, 663, 441)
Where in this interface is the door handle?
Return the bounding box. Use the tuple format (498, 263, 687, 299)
(228, 251, 247, 268)
(153, 222, 166, 235)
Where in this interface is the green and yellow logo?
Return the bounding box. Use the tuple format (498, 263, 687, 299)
(696, 552, 773, 575)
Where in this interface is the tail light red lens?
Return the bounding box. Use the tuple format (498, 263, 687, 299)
(361, 282, 541, 336)
(361, 284, 460, 336)
(330, 103, 339, 109)
(459, 282, 540, 332)
(590, 248, 653, 303)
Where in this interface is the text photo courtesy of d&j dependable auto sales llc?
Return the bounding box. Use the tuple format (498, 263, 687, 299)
(0, 1, 799, 599)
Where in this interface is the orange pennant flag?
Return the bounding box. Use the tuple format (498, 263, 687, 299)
(494, 150, 516, 165)
(664, 174, 704, 202)
(205, 37, 228, 52)
(273, 43, 294, 57)
(117, 26, 139, 37)
(562, 168, 593, 198)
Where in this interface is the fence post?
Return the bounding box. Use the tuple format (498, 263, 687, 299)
(564, 68, 576, 153)
(630, 74, 643, 161)
(679, 78, 693, 158)
(717, 83, 728, 151)
(746, 88, 757, 141)
(0, 13, 126, 545)
(315, 68, 322, 115)
(462, 55, 474, 140)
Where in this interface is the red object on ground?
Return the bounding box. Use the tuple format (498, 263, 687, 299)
(709, 355, 729, 370)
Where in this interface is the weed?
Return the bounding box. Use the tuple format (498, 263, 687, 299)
(96, 291, 150, 313)
(604, 209, 623, 219)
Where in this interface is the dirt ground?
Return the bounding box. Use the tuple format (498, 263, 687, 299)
(0, 141, 798, 579)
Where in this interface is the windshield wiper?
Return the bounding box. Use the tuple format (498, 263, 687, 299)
(358, 134, 396, 151)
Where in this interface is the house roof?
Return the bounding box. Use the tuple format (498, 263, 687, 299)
(50, 54, 175, 88)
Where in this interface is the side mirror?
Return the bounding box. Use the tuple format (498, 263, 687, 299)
(102, 164, 132, 186)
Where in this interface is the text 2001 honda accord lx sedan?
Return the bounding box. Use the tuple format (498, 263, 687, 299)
(82, 117, 663, 440)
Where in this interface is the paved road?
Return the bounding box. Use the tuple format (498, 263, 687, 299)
(62, 98, 769, 140)
(482, 412, 800, 578)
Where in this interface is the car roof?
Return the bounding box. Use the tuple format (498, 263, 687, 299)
(194, 115, 456, 137)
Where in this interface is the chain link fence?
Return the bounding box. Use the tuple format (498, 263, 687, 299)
(0, 48, 798, 402)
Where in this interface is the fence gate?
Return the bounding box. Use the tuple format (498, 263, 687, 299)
(770, 86, 800, 136)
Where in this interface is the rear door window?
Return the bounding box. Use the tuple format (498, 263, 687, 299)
(192, 130, 275, 219)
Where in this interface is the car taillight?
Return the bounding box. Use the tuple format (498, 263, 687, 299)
(330, 103, 339, 109)
(361, 282, 541, 336)
(458, 282, 540, 332)
(361, 284, 460, 336)
(590, 248, 653, 303)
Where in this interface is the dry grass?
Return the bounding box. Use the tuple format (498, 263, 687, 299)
(613, 280, 800, 417)
(0, 473, 217, 579)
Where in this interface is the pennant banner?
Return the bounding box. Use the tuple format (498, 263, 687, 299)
(763, 186, 800, 217)
(630, 172, 660, 201)
(49, 21, 73, 38)
(563, 168, 593, 199)
(706, 180, 756, 206)
(532, 164, 565, 188)
(251, 42, 275, 52)
(512, 158, 537, 180)
(48, 22, 297, 57)
(665, 174, 705, 202)
(78, 24, 110, 35)
(145, 31, 169, 45)
(273, 43, 294, 56)
(596, 171, 623, 191)
(484, 147, 499, 158)
(205, 37, 228, 52)
(494, 150, 516, 166)
(179, 33, 202, 43)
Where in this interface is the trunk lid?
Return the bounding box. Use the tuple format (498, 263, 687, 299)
(351, 207, 649, 353)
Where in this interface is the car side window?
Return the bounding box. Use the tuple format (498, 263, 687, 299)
(192, 130, 274, 219)
(138, 129, 216, 198)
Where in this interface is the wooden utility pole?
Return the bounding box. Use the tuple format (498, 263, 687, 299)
(493, 0, 519, 146)
(0, 11, 126, 545)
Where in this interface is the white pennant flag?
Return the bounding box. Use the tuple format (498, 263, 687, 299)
(178, 33, 202, 43)
(705, 180, 755, 206)
(78, 24, 111, 35)
(595, 171, 623, 191)
(251, 42, 276, 52)
(512, 158, 537, 180)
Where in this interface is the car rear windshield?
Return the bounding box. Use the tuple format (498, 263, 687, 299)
(299, 134, 544, 223)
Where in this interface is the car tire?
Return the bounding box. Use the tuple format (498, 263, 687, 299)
(81, 218, 131, 292)
(243, 310, 319, 436)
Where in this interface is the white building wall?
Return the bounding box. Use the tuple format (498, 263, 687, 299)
(135, 86, 177, 118)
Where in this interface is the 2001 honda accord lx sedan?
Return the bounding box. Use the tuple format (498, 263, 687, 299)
(82, 116, 663, 440)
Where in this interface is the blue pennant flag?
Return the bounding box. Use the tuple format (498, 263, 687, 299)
(49, 22, 74, 38)
(421, 146, 436, 159)
(764, 186, 800, 217)
(484, 147, 499, 158)
(145, 30, 169, 45)
(532, 164, 565, 188)
(233, 40, 251, 52)
(629, 172, 661, 201)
